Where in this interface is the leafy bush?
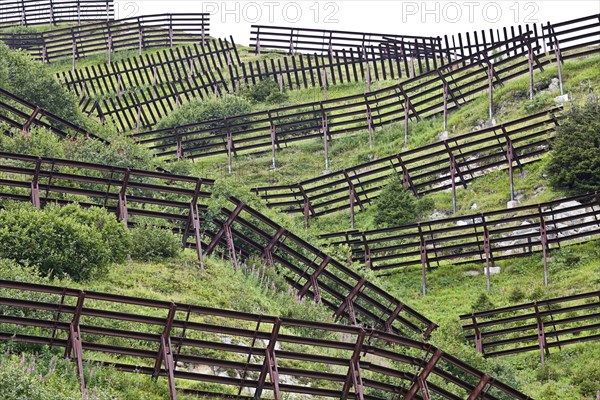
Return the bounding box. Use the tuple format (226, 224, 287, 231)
(155, 95, 252, 131)
(54, 204, 131, 264)
(244, 78, 288, 104)
(471, 292, 495, 313)
(0, 42, 82, 125)
(0, 204, 127, 280)
(547, 102, 600, 193)
(372, 176, 435, 228)
(129, 227, 181, 261)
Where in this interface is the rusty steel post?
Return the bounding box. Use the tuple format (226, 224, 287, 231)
(482, 215, 492, 292)
(418, 224, 428, 296)
(365, 99, 373, 149)
(321, 106, 329, 171)
(533, 303, 548, 365)
(539, 207, 548, 286)
(528, 45, 535, 102)
(554, 38, 564, 95)
(487, 64, 494, 121)
(30, 158, 42, 208)
(404, 98, 409, 145)
(443, 81, 449, 131)
(448, 146, 457, 214)
(269, 112, 277, 169)
(507, 137, 515, 201)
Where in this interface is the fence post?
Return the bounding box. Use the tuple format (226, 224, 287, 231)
(169, 15, 173, 49)
(482, 215, 492, 292)
(528, 44, 535, 101)
(31, 158, 42, 208)
(268, 111, 277, 169)
(322, 68, 327, 100)
(487, 64, 494, 121)
(553, 37, 565, 96)
(539, 207, 548, 286)
(404, 98, 409, 145)
(507, 135, 515, 201)
(321, 104, 329, 171)
(418, 223, 428, 296)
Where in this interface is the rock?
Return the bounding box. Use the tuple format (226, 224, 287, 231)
(507, 200, 520, 209)
(322, 169, 330, 175)
(548, 77, 560, 92)
(429, 211, 448, 220)
(471, 203, 478, 210)
(464, 270, 480, 276)
(484, 119, 496, 128)
(553, 201, 584, 221)
(438, 130, 450, 141)
(554, 94, 569, 104)
(456, 220, 469, 226)
(486, 266, 501, 275)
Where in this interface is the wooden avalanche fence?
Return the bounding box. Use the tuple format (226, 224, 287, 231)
(0, 13, 210, 63)
(135, 32, 541, 160)
(0, 87, 105, 142)
(460, 291, 600, 364)
(0, 280, 533, 400)
(252, 107, 563, 226)
(58, 38, 240, 131)
(202, 196, 437, 339)
(0, 0, 114, 29)
(322, 192, 600, 294)
(134, 14, 599, 160)
(0, 152, 214, 262)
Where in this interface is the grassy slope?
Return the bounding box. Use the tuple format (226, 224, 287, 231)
(2, 38, 599, 399)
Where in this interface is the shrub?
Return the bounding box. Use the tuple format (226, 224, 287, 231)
(155, 95, 252, 131)
(0, 42, 82, 125)
(546, 102, 600, 194)
(372, 176, 435, 228)
(129, 227, 181, 261)
(54, 204, 131, 264)
(0, 204, 127, 280)
(244, 78, 289, 104)
(471, 292, 494, 313)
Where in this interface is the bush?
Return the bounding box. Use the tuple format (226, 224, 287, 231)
(0, 42, 82, 125)
(546, 102, 600, 193)
(471, 292, 495, 313)
(129, 227, 181, 261)
(155, 95, 252, 131)
(372, 176, 435, 228)
(0, 204, 127, 280)
(244, 78, 288, 104)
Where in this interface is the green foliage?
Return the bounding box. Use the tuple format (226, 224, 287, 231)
(0, 126, 156, 170)
(470, 292, 495, 313)
(243, 78, 289, 104)
(372, 176, 434, 227)
(54, 204, 131, 264)
(547, 102, 600, 194)
(155, 95, 252, 131)
(129, 227, 182, 261)
(0, 43, 82, 125)
(0, 204, 127, 280)
(0, 354, 82, 400)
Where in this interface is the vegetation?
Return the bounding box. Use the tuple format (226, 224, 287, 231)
(547, 101, 600, 193)
(154, 95, 252, 131)
(372, 176, 435, 227)
(0, 43, 82, 125)
(242, 78, 289, 104)
(0, 204, 127, 281)
(0, 22, 599, 399)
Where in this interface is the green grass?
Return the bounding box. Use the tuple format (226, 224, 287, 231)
(1, 35, 599, 399)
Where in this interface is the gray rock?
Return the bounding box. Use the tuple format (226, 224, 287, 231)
(554, 94, 569, 104)
(438, 130, 450, 141)
(507, 200, 520, 209)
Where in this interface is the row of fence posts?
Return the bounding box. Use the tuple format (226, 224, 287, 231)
(17, 0, 112, 27)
